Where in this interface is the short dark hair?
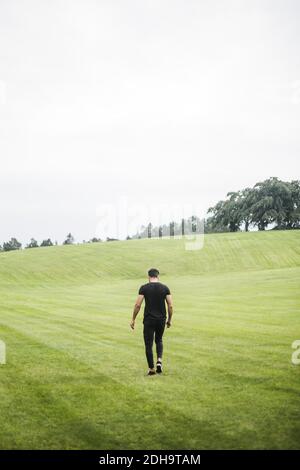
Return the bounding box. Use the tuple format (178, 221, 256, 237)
(148, 268, 159, 278)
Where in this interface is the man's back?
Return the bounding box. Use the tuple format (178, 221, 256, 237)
(131, 268, 173, 375)
(139, 282, 170, 322)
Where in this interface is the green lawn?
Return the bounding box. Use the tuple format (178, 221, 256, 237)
(0, 230, 300, 449)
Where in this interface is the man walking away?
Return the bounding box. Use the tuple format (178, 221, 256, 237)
(130, 268, 173, 375)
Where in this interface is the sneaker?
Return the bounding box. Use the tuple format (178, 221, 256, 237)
(147, 370, 156, 376)
(156, 361, 162, 374)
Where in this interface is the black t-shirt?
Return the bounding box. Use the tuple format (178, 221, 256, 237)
(139, 282, 171, 322)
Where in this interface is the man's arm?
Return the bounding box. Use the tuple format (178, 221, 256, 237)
(130, 294, 144, 330)
(166, 294, 173, 328)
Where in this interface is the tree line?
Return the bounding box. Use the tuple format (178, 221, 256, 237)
(131, 177, 300, 237)
(0, 233, 119, 252)
(131, 216, 203, 239)
(1, 233, 72, 252)
(0, 233, 105, 252)
(1, 177, 299, 251)
(207, 177, 300, 232)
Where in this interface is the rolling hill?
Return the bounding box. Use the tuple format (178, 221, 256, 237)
(0, 230, 299, 449)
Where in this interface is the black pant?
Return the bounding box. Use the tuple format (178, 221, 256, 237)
(143, 318, 166, 369)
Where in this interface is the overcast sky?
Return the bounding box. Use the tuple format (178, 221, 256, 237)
(0, 0, 299, 243)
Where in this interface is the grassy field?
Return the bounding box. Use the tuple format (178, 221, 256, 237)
(0, 230, 300, 449)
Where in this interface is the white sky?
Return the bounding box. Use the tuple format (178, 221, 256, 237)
(0, 0, 300, 243)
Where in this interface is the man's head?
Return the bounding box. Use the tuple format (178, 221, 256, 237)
(148, 268, 159, 280)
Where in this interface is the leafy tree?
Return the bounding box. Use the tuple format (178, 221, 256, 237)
(236, 188, 253, 231)
(3, 238, 22, 251)
(284, 180, 300, 229)
(204, 217, 229, 233)
(40, 239, 53, 247)
(26, 238, 39, 249)
(250, 177, 292, 230)
(90, 237, 102, 243)
(208, 195, 242, 232)
(207, 178, 300, 232)
(63, 233, 75, 245)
